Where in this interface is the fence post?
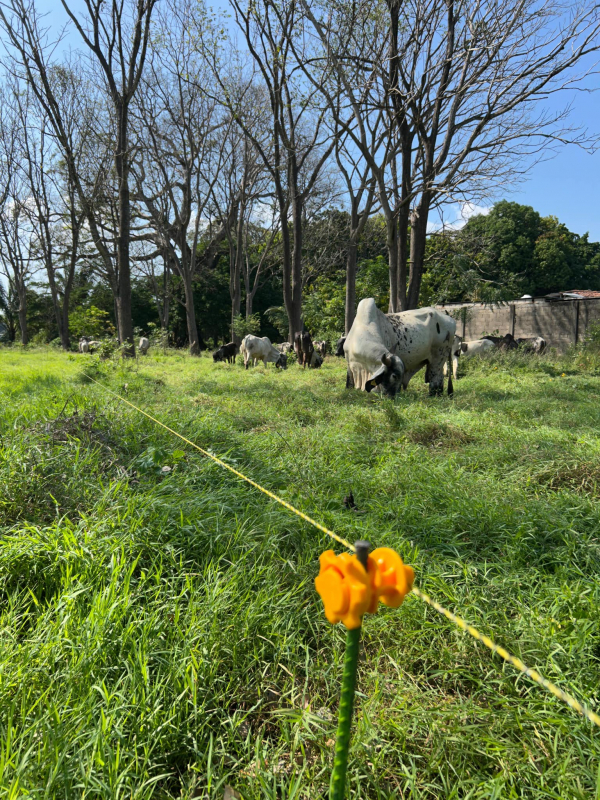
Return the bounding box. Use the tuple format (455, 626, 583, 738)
(510, 304, 516, 338)
(330, 540, 370, 800)
(575, 301, 580, 345)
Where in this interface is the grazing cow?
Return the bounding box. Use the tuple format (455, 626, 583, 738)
(483, 333, 517, 350)
(344, 298, 455, 397)
(213, 341, 239, 364)
(335, 336, 346, 357)
(276, 342, 293, 354)
(314, 340, 328, 358)
(443, 334, 463, 380)
(294, 331, 314, 368)
(242, 335, 287, 369)
(460, 338, 496, 358)
(309, 350, 323, 369)
(517, 336, 546, 354)
(139, 337, 150, 355)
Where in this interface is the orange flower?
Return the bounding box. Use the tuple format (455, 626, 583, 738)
(315, 547, 414, 629)
(370, 547, 415, 608)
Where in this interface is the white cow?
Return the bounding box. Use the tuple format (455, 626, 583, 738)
(314, 340, 328, 358)
(443, 334, 462, 380)
(344, 298, 456, 397)
(78, 337, 89, 353)
(139, 337, 150, 355)
(242, 335, 287, 369)
(516, 336, 546, 354)
(459, 339, 496, 358)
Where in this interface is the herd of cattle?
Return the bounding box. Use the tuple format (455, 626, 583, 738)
(78, 299, 546, 398)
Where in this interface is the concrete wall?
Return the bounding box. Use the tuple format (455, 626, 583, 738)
(436, 298, 600, 352)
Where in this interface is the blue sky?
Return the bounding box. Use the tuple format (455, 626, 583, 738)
(38, 0, 600, 240)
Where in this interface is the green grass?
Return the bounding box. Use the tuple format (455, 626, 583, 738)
(1, 344, 600, 799)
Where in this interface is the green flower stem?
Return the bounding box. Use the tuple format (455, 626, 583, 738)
(330, 625, 362, 800)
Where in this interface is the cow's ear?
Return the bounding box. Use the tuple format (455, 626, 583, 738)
(365, 364, 387, 392)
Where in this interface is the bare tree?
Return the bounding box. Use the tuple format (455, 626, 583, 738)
(197, 0, 337, 343)
(242, 207, 280, 319)
(300, 0, 600, 310)
(333, 117, 377, 333)
(9, 76, 88, 349)
(57, 0, 158, 354)
(0, 81, 38, 343)
(131, 32, 240, 353)
(397, 0, 600, 308)
(294, 0, 411, 312)
(0, 4, 128, 338)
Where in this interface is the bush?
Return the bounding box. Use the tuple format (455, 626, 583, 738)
(69, 305, 116, 339)
(232, 313, 261, 340)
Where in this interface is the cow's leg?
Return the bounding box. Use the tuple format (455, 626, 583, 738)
(428, 373, 444, 396)
(428, 355, 446, 396)
(346, 369, 355, 389)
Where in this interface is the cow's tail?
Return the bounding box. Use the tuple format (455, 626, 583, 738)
(447, 352, 454, 396)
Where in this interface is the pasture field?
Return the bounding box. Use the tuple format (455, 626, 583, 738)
(1, 345, 600, 799)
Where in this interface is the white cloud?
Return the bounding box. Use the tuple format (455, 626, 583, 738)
(427, 201, 491, 233)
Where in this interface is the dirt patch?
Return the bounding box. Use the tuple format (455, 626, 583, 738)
(532, 461, 600, 496)
(29, 406, 111, 445)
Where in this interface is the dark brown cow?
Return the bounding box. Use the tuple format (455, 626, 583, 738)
(213, 341, 239, 364)
(294, 331, 314, 368)
(482, 333, 518, 350)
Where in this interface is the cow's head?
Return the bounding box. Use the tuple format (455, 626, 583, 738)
(213, 349, 223, 362)
(276, 353, 288, 370)
(365, 352, 404, 397)
(335, 336, 346, 357)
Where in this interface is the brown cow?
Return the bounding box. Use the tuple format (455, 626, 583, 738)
(294, 331, 314, 368)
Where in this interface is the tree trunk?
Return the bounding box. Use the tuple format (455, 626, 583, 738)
(229, 216, 242, 342)
(17, 288, 28, 345)
(246, 289, 254, 319)
(163, 260, 170, 333)
(182, 270, 200, 355)
(115, 104, 135, 356)
(345, 239, 358, 334)
(289, 193, 303, 341)
(60, 301, 70, 350)
(386, 214, 400, 313)
(280, 208, 295, 345)
(397, 124, 413, 311)
(407, 193, 432, 309)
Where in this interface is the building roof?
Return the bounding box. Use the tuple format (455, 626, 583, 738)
(544, 290, 600, 301)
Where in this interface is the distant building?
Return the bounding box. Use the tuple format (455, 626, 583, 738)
(544, 290, 600, 301)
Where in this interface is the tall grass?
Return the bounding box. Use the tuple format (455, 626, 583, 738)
(0, 345, 599, 798)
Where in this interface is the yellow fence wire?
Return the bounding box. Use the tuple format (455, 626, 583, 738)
(84, 373, 600, 729)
